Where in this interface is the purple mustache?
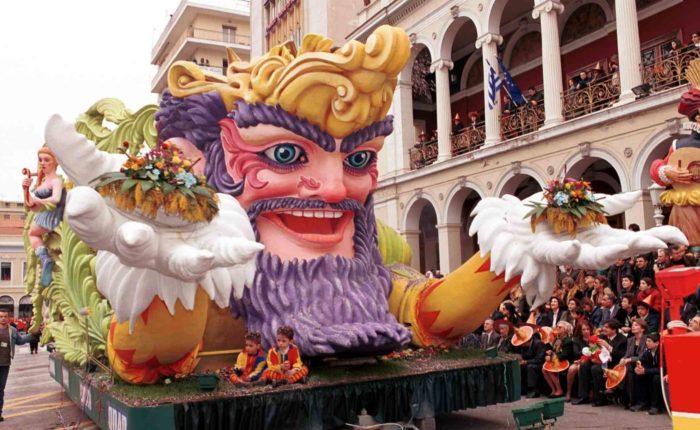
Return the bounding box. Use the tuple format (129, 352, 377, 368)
(247, 197, 364, 220)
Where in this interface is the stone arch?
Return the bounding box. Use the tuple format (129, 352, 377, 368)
(495, 166, 547, 197)
(558, 147, 630, 192)
(18, 294, 32, 318)
(437, 10, 482, 60)
(632, 127, 690, 190)
(502, 24, 541, 68)
(0, 295, 14, 315)
(443, 180, 487, 223)
(403, 192, 441, 231)
(401, 40, 434, 82)
(560, 1, 612, 44)
(484, 0, 509, 35)
(459, 50, 483, 90)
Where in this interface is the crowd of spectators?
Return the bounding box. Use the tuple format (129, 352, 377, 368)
(470, 226, 699, 416)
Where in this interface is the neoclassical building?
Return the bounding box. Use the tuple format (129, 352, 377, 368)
(346, 0, 699, 273)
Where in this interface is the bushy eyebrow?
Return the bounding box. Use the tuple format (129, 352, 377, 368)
(231, 102, 394, 153)
(230, 102, 336, 152)
(339, 116, 394, 152)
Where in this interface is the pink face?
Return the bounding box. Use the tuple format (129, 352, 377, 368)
(219, 118, 383, 261)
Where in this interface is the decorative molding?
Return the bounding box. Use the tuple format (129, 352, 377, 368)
(429, 58, 454, 73)
(450, 5, 459, 19)
(511, 161, 522, 175)
(475, 33, 503, 49)
(624, 147, 633, 158)
(439, 193, 444, 201)
(532, 0, 565, 20)
(546, 165, 555, 175)
(665, 117, 681, 135)
(578, 141, 591, 158)
(486, 181, 493, 190)
(408, 32, 417, 44)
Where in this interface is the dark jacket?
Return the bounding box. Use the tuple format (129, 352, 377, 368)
(588, 306, 603, 328)
(639, 346, 661, 376)
(6, 325, 34, 360)
(537, 312, 553, 328)
(624, 335, 647, 363)
(639, 312, 660, 334)
(550, 336, 575, 362)
(632, 266, 655, 287)
(607, 263, 633, 295)
(480, 331, 500, 350)
(602, 333, 628, 366)
(520, 336, 546, 366)
(497, 335, 515, 354)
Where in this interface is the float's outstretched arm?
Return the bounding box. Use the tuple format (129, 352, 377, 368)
(389, 191, 687, 347)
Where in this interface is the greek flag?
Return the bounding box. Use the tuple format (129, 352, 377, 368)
(487, 61, 502, 110)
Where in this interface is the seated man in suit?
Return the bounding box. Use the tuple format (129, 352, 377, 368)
(636, 302, 660, 334)
(514, 328, 546, 398)
(574, 320, 627, 406)
(480, 318, 499, 350)
(631, 333, 664, 415)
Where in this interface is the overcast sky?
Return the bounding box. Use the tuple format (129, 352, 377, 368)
(0, 1, 179, 201)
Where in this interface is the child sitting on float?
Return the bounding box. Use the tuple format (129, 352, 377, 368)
(230, 331, 267, 385)
(262, 326, 308, 386)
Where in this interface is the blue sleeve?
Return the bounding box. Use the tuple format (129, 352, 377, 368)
(13, 330, 35, 346)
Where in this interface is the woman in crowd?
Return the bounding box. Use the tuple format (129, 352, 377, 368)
(620, 293, 638, 335)
(566, 320, 593, 402)
(637, 277, 662, 313)
(543, 321, 575, 397)
(619, 319, 648, 408)
(499, 301, 521, 326)
(561, 298, 579, 325)
(549, 297, 564, 327)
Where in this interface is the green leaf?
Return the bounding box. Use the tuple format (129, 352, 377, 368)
(140, 181, 155, 192)
(570, 206, 583, 218)
(120, 179, 138, 193)
(192, 186, 212, 198)
(181, 187, 195, 199)
(162, 183, 175, 195)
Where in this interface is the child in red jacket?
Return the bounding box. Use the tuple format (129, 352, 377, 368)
(262, 326, 308, 386)
(230, 331, 266, 384)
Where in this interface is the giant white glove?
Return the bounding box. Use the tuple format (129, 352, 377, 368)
(45, 115, 263, 330)
(470, 191, 688, 307)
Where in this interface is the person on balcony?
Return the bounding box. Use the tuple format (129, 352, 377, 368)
(452, 113, 464, 135)
(526, 87, 543, 108)
(589, 63, 605, 84)
(468, 111, 479, 127)
(575, 71, 589, 90)
(688, 32, 700, 50)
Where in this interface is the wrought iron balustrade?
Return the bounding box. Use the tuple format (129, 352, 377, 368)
(642, 47, 699, 92)
(451, 123, 486, 156)
(562, 75, 620, 120)
(409, 139, 438, 170)
(500, 101, 545, 140)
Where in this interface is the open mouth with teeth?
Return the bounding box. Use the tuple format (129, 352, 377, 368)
(259, 209, 353, 245)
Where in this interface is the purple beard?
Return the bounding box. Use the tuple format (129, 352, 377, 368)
(231, 196, 412, 355)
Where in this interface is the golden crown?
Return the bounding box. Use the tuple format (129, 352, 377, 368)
(167, 25, 410, 139)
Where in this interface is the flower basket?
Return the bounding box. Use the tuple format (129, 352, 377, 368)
(525, 178, 607, 238)
(92, 141, 218, 224)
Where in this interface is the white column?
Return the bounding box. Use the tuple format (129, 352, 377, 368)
(533, 0, 565, 127)
(437, 223, 462, 274)
(614, 0, 643, 105)
(250, 0, 265, 58)
(390, 78, 415, 175)
(430, 59, 454, 162)
(476, 33, 503, 146)
(402, 230, 421, 270)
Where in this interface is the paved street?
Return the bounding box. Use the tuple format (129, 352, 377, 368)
(4, 344, 92, 430)
(3, 344, 673, 430)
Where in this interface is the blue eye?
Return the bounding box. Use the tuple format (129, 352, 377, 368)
(345, 151, 374, 169)
(263, 144, 306, 165)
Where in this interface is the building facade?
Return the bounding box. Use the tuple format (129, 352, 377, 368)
(151, 0, 252, 95)
(343, 0, 699, 274)
(0, 201, 29, 319)
(250, 0, 363, 57)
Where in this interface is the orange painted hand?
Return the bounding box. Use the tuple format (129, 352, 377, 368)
(666, 166, 694, 184)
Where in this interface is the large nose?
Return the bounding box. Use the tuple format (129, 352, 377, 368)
(298, 158, 348, 204)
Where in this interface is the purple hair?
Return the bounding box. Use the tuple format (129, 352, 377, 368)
(156, 91, 241, 195)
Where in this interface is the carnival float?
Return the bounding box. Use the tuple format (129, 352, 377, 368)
(22, 26, 692, 429)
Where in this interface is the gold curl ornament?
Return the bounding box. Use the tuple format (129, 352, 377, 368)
(167, 25, 410, 139)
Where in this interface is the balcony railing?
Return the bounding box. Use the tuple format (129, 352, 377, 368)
(409, 139, 438, 170)
(452, 123, 486, 155)
(642, 47, 700, 93)
(191, 27, 251, 45)
(562, 75, 620, 120)
(500, 101, 545, 140)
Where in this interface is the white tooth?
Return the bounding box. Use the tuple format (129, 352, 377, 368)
(292, 210, 304, 217)
(323, 212, 333, 219)
(333, 212, 343, 218)
(303, 211, 314, 218)
(314, 210, 325, 218)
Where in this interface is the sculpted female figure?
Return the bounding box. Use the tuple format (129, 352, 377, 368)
(23, 147, 66, 286)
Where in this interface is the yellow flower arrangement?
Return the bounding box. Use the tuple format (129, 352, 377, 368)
(91, 141, 218, 223)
